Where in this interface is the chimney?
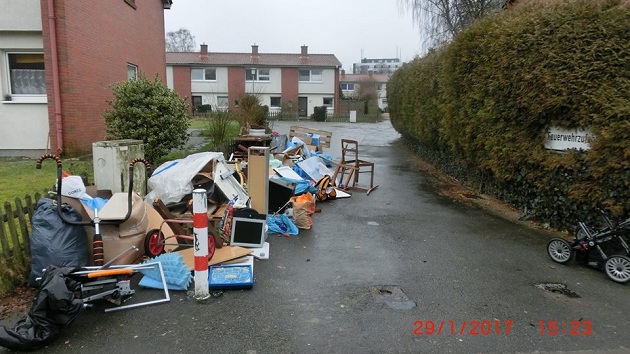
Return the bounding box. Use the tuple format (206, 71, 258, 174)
(341, 69, 345, 78)
(300, 45, 308, 57)
(200, 43, 208, 56)
(252, 44, 259, 56)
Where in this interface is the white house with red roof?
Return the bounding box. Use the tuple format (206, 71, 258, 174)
(166, 44, 342, 117)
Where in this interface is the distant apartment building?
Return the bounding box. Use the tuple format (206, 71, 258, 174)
(166, 44, 342, 117)
(0, 0, 172, 157)
(352, 58, 401, 76)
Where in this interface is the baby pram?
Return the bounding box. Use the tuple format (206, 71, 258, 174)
(547, 209, 630, 283)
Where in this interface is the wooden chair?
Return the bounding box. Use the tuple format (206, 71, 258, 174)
(340, 139, 378, 195)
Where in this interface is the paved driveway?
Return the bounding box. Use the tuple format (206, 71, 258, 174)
(2, 119, 629, 353)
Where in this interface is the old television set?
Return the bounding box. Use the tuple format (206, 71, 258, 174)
(230, 209, 267, 248)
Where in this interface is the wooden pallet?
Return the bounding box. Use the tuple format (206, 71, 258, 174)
(289, 126, 332, 148)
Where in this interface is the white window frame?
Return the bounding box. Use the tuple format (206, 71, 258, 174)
(246, 68, 270, 82)
(191, 67, 217, 81)
(270, 96, 281, 108)
(217, 96, 228, 109)
(127, 63, 138, 80)
(341, 83, 355, 91)
(298, 69, 323, 82)
(257, 69, 270, 81)
(323, 97, 333, 107)
(5, 52, 47, 102)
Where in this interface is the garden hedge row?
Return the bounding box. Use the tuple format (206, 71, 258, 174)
(388, 0, 630, 231)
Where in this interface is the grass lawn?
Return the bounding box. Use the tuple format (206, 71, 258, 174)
(1, 118, 241, 206)
(0, 158, 93, 206)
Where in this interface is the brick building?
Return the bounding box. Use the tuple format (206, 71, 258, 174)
(0, 0, 172, 157)
(166, 44, 342, 117)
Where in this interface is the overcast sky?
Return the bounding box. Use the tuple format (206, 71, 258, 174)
(164, 0, 423, 72)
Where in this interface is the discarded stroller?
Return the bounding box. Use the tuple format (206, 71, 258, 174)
(547, 209, 630, 283)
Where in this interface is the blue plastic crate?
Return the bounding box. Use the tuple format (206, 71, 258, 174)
(208, 264, 254, 289)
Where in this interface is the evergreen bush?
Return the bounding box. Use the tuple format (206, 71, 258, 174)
(312, 106, 327, 121)
(388, 0, 630, 230)
(103, 74, 190, 163)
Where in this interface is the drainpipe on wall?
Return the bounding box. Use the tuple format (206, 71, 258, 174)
(47, 0, 63, 155)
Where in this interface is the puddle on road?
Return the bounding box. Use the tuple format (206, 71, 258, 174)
(369, 285, 416, 310)
(534, 283, 580, 298)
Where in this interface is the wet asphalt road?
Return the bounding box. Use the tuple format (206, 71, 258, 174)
(2, 120, 630, 353)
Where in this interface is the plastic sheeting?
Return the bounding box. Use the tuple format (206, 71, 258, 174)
(266, 214, 299, 236)
(145, 152, 224, 205)
(0, 266, 83, 351)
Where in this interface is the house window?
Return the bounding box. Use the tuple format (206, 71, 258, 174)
(298, 69, 322, 82)
(127, 63, 138, 80)
(192, 68, 216, 81)
(323, 97, 333, 107)
(192, 96, 202, 111)
(258, 69, 270, 81)
(8, 53, 46, 95)
(246, 68, 269, 82)
(270, 97, 281, 108)
(217, 96, 228, 108)
(341, 83, 354, 91)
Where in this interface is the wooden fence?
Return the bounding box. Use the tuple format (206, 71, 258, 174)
(0, 193, 41, 295)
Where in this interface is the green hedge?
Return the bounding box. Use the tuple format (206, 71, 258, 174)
(388, 0, 630, 231)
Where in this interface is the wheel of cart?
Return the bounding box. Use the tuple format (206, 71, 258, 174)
(143, 219, 216, 260)
(604, 255, 630, 283)
(547, 238, 576, 264)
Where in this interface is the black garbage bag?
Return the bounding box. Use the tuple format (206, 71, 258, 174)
(29, 198, 88, 287)
(0, 265, 83, 351)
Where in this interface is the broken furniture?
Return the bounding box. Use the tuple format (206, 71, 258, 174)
(289, 126, 332, 151)
(340, 139, 378, 195)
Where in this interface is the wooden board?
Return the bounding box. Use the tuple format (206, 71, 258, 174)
(289, 126, 332, 148)
(248, 147, 269, 215)
(177, 245, 253, 270)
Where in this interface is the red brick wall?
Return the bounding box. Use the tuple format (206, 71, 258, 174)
(41, 0, 168, 155)
(171, 66, 192, 112)
(228, 67, 245, 110)
(281, 67, 298, 108)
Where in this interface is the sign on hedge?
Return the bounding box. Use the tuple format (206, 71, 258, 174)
(545, 127, 595, 151)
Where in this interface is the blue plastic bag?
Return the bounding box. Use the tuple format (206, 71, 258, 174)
(266, 214, 299, 235)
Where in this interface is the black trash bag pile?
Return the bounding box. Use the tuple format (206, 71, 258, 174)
(0, 265, 83, 351)
(29, 198, 88, 287)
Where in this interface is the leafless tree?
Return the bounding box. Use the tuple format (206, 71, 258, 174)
(399, 0, 504, 51)
(165, 28, 196, 52)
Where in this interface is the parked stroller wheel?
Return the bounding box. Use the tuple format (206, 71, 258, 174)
(144, 229, 165, 257)
(208, 234, 216, 260)
(604, 255, 630, 283)
(547, 238, 574, 264)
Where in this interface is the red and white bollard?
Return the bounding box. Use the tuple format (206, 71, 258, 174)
(192, 189, 209, 300)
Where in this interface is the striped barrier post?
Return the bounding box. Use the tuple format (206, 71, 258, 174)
(192, 189, 209, 300)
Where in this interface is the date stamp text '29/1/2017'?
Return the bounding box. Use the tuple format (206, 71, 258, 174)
(412, 319, 592, 336)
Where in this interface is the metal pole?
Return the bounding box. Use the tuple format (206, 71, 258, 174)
(192, 189, 209, 300)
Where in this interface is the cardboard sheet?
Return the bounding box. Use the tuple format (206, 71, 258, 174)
(274, 166, 304, 180)
(177, 245, 253, 270)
